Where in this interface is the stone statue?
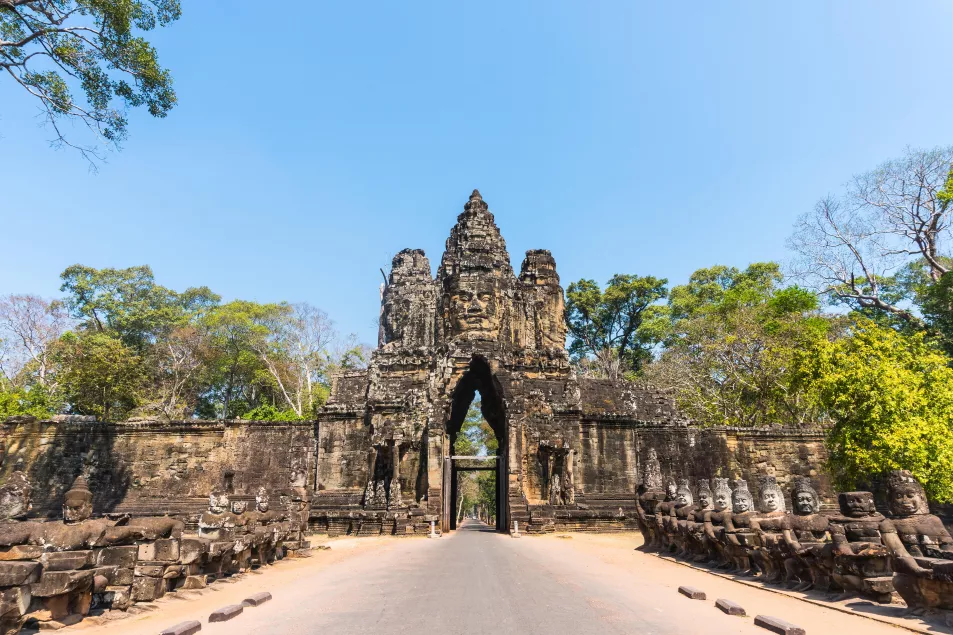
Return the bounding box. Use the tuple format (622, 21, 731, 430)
(748, 475, 787, 582)
(0, 471, 32, 520)
(656, 477, 680, 552)
(672, 479, 695, 557)
(685, 480, 713, 562)
(31, 476, 141, 550)
(780, 477, 831, 591)
(635, 448, 665, 550)
(63, 474, 93, 523)
(198, 490, 234, 540)
(703, 478, 732, 567)
(878, 470, 953, 610)
(829, 491, 892, 601)
(723, 479, 757, 573)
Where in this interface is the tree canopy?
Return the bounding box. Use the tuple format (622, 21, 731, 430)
(0, 0, 180, 161)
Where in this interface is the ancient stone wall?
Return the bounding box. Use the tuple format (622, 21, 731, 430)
(0, 418, 315, 522)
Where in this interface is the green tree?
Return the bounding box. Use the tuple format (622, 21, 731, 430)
(454, 397, 498, 523)
(565, 274, 668, 378)
(797, 317, 953, 502)
(57, 330, 145, 421)
(0, 0, 181, 161)
(644, 263, 831, 428)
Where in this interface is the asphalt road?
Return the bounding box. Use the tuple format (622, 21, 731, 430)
(176, 519, 908, 635)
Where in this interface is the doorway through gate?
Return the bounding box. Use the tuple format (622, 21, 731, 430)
(443, 357, 507, 532)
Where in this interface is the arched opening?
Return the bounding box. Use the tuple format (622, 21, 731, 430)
(444, 357, 507, 532)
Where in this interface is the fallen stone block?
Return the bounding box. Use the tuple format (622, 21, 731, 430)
(208, 604, 243, 622)
(754, 615, 806, 635)
(241, 592, 272, 607)
(179, 575, 207, 590)
(159, 620, 202, 635)
(715, 598, 746, 616)
(178, 538, 208, 565)
(0, 561, 41, 586)
(0, 585, 31, 618)
(102, 586, 131, 611)
(678, 585, 706, 600)
(131, 576, 164, 602)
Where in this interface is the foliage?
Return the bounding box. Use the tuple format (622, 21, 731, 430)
(796, 317, 953, 502)
(0, 0, 181, 162)
(0, 384, 58, 419)
(643, 263, 832, 427)
(57, 330, 145, 421)
(565, 274, 668, 378)
(240, 403, 303, 422)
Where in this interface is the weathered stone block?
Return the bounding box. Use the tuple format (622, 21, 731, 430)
(241, 592, 271, 607)
(179, 538, 207, 565)
(754, 615, 806, 635)
(677, 585, 706, 600)
(134, 563, 165, 578)
(102, 585, 131, 611)
(0, 585, 31, 619)
(179, 575, 207, 590)
(208, 604, 243, 622)
(31, 570, 92, 597)
(160, 620, 202, 635)
(138, 538, 180, 562)
(715, 598, 746, 616)
(39, 551, 92, 571)
(95, 546, 137, 569)
(131, 576, 164, 602)
(0, 561, 40, 586)
(0, 545, 44, 561)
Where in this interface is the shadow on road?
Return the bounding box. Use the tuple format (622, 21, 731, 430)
(457, 519, 498, 533)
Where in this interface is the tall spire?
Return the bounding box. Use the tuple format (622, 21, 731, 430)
(439, 189, 512, 279)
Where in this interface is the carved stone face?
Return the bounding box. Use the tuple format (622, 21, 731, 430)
(714, 491, 730, 511)
(665, 480, 677, 499)
(446, 280, 501, 339)
(838, 491, 876, 518)
(697, 491, 712, 510)
(889, 484, 927, 517)
(256, 489, 270, 513)
(794, 491, 818, 515)
(760, 489, 782, 512)
(209, 492, 229, 515)
(732, 492, 752, 513)
(676, 489, 693, 506)
(63, 476, 93, 524)
(230, 500, 247, 515)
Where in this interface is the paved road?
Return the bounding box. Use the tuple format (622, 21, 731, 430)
(175, 520, 908, 635)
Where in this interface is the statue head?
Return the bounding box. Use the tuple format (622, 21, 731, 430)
(255, 487, 270, 513)
(63, 475, 93, 524)
(886, 470, 930, 517)
(230, 499, 248, 515)
(837, 491, 877, 518)
(791, 477, 820, 516)
(675, 479, 694, 506)
(712, 478, 731, 511)
(731, 479, 753, 513)
(757, 475, 786, 513)
(0, 471, 32, 520)
(696, 480, 712, 510)
(445, 278, 501, 340)
(208, 490, 230, 515)
(665, 477, 678, 500)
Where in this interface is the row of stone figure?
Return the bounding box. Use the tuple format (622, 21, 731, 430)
(0, 473, 312, 634)
(635, 466, 953, 611)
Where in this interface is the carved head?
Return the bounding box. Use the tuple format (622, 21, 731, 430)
(446, 279, 501, 339)
(256, 487, 270, 513)
(0, 471, 32, 520)
(208, 490, 230, 515)
(886, 470, 930, 517)
(837, 491, 876, 518)
(757, 475, 786, 513)
(731, 479, 754, 513)
(696, 480, 713, 510)
(63, 475, 93, 524)
(676, 479, 693, 506)
(665, 477, 678, 500)
(712, 478, 731, 511)
(791, 477, 820, 516)
(230, 499, 248, 515)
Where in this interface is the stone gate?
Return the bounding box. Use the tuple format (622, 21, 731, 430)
(311, 190, 831, 535)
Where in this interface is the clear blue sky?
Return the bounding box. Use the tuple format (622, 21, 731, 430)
(2, 2, 952, 344)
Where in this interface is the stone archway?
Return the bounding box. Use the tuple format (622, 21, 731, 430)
(443, 356, 508, 532)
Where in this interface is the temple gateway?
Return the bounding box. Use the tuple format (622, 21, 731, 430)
(312, 190, 830, 535)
